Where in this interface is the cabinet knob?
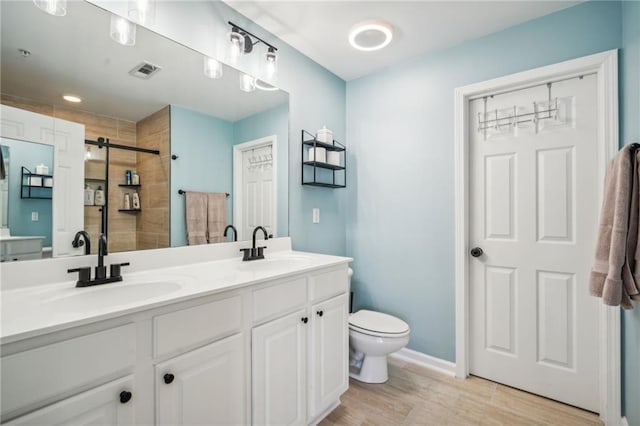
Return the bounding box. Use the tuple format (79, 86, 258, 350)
(119, 390, 132, 404)
(317, 310, 324, 317)
(164, 373, 175, 384)
(301, 317, 308, 324)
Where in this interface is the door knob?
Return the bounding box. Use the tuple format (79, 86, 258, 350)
(119, 390, 132, 404)
(470, 247, 484, 258)
(317, 310, 324, 317)
(163, 373, 175, 384)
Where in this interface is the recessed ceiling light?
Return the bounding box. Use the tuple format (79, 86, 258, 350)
(62, 94, 82, 103)
(349, 20, 393, 52)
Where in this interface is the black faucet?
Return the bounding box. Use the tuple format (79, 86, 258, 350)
(72, 231, 91, 255)
(68, 233, 129, 287)
(240, 226, 269, 261)
(96, 234, 108, 279)
(224, 225, 238, 242)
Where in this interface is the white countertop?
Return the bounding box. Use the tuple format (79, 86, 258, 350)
(0, 249, 352, 345)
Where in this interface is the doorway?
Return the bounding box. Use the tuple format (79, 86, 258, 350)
(233, 136, 278, 241)
(454, 50, 620, 423)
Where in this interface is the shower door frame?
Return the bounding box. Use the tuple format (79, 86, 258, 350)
(454, 49, 620, 425)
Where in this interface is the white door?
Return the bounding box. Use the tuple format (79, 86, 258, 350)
(252, 309, 307, 426)
(5, 376, 134, 425)
(234, 137, 277, 241)
(156, 334, 246, 426)
(469, 74, 600, 411)
(0, 104, 84, 257)
(309, 293, 349, 419)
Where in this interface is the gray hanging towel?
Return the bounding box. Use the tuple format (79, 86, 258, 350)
(184, 191, 208, 245)
(589, 144, 640, 308)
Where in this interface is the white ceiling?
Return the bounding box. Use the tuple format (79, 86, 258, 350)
(224, 1, 582, 81)
(1, 1, 287, 123)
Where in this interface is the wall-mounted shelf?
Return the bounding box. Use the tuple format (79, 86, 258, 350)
(21, 167, 53, 199)
(118, 209, 141, 213)
(118, 184, 141, 188)
(301, 130, 346, 188)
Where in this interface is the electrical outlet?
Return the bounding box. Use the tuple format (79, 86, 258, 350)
(312, 208, 320, 224)
(31, 211, 39, 221)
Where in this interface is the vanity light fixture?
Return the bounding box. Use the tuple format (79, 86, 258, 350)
(227, 22, 278, 78)
(203, 56, 223, 79)
(62, 94, 82, 103)
(348, 20, 393, 52)
(128, 0, 155, 26)
(110, 14, 137, 46)
(239, 73, 257, 93)
(33, 0, 66, 16)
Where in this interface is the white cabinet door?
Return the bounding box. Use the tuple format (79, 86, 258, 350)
(309, 293, 349, 419)
(5, 376, 134, 425)
(156, 333, 246, 426)
(252, 309, 307, 426)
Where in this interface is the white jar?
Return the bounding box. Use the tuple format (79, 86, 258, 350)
(316, 126, 333, 143)
(35, 164, 49, 175)
(326, 151, 340, 166)
(308, 147, 326, 163)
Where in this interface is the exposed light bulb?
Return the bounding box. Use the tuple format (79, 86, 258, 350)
(239, 73, 256, 93)
(203, 56, 223, 79)
(265, 47, 278, 79)
(228, 28, 244, 64)
(33, 0, 66, 16)
(110, 14, 137, 46)
(128, 0, 155, 26)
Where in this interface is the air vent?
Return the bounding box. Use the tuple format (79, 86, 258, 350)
(128, 61, 162, 79)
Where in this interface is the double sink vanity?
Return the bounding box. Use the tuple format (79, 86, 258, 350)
(0, 238, 352, 425)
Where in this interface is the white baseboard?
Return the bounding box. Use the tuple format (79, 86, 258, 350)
(620, 416, 629, 426)
(389, 348, 456, 377)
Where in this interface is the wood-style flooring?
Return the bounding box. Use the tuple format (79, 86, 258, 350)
(320, 357, 602, 426)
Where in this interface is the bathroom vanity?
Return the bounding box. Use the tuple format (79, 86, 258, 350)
(0, 238, 351, 425)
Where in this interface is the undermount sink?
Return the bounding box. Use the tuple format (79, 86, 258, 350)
(44, 280, 182, 313)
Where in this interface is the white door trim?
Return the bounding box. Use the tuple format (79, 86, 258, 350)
(454, 49, 620, 424)
(233, 135, 278, 241)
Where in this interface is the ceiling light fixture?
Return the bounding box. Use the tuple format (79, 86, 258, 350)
(62, 94, 82, 103)
(33, 0, 66, 16)
(128, 0, 155, 26)
(204, 56, 223, 79)
(255, 79, 279, 92)
(227, 21, 278, 79)
(348, 20, 393, 52)
(110, 14, 137, 46)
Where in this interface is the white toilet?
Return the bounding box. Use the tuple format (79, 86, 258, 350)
(348, 269, 410, 383)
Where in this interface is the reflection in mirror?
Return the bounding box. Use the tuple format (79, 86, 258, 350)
(0, 139, 53, 261)
(0, 145, 10, 229)
(1, 0, 289, 260)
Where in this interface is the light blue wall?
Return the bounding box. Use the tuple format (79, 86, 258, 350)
(170, 105, 234, 247)
(90, 0, 347, 256)
(346, 1, 622, 361)
(233, 103, 289, 238)
(1, 138, 53, 247)
(621, 1, 640, 423)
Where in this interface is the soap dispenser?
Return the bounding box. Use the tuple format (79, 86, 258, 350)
(94, 185, 105, 206)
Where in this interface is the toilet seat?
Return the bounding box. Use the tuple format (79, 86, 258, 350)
(349, 310, 410, 338)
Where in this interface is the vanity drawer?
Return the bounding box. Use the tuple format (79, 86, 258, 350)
(1, 324, 135, 420)
(252, 276, 307, 323)
(153, 295, 242, 358)
(309, 267, 348, 303)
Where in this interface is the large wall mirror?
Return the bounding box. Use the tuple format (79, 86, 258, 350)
(0, 1, 289, 260)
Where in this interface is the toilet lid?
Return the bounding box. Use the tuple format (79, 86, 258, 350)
(349, 310, 410, 335)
